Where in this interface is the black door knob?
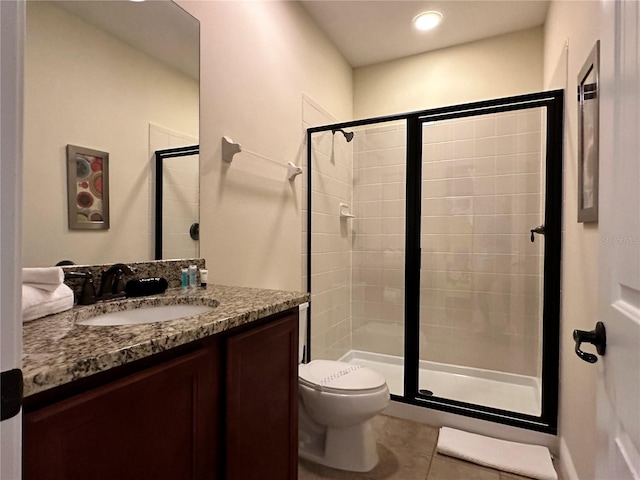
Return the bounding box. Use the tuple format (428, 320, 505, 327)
(573, 321, 606, 363)
(189, 222, 200, 241)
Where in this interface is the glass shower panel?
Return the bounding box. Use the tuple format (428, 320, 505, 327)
(308, 120, 407, 398)
(418, 108, 546, 416)
(350, 121, 407, 397)
(308, 128, 354, 363)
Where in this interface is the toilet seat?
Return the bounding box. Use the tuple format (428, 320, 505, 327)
(299, 360, 386, 394)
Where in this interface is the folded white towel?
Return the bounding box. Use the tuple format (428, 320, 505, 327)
(437, 427, 557, 480)
(22, 283, 74, 322)
(22, 267, 65, 292)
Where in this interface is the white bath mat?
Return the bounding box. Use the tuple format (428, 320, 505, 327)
(437, 427, 558, 480)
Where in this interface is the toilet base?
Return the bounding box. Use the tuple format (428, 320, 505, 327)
(299, 420, 379, 472)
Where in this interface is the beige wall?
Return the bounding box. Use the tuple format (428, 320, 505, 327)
(179, 0, 352, 291)
(544, 2, 605, 479)
(354, 27, 544, 119)
(23, 2, 198, 267)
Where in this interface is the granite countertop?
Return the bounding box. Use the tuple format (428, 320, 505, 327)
(22, 284, 309, 398)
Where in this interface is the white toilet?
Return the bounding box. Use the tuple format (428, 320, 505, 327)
(298, 304, 390, 472)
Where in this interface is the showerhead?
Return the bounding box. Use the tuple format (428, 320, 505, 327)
(332, 128, 355, 143)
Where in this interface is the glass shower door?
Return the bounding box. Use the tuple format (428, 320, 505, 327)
(307, 119, 407, 398)
(417, 106, 548, 417)
(307, 89, 563, 433)
(349, 121, 407, 396)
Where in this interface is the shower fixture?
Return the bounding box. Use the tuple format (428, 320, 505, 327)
(332, 128, 354, 142)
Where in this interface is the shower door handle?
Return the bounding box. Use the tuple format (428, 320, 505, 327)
(530, 224, 546, 242)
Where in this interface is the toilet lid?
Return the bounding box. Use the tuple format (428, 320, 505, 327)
(299, 360, 386, 393)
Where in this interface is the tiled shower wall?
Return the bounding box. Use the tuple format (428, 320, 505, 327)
(351, 122, 407, 356)
(160, 155, 200, 260)
(148, 124, 198, 259)
(308, 106, 545, 378)
(350, 109, 545, 378)
(304, 96, 353, 361)
(420, 109, 545, 377)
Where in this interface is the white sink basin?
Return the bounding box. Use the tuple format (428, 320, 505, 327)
(77, 304, 214, 326)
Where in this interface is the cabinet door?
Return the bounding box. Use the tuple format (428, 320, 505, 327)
(226, 312, 298, 480)
(23, 348, 219, 480)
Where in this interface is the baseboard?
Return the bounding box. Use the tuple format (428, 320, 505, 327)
(559, 436, 580, 480)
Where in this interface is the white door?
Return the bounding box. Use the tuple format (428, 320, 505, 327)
(0, 1, 24, 479)
(595, 1, 640, 478)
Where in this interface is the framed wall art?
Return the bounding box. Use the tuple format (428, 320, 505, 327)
(66, 144, 110, 230)
(577, 40, 600, 223)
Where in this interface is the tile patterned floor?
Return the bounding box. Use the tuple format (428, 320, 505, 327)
(299, 415, 562, 480)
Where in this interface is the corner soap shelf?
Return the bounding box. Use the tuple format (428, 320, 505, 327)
(339, 203, 355, 218)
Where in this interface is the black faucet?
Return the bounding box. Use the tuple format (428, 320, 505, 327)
(65, 271, 97, 305)
(99, 263, 135, 300)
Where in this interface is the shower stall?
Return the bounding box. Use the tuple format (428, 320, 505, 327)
(305, 90, 563, 434)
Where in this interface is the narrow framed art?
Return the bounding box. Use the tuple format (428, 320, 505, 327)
(577, 40, 600, 223)
(66, 144, 110, 230)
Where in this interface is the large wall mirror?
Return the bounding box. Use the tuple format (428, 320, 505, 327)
(22, 0, 200, 267)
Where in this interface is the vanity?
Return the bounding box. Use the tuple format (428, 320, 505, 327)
(22, 265, 308, 480)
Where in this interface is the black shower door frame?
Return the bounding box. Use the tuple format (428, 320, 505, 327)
(306, 90, 564, 434)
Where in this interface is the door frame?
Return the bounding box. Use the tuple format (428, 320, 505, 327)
(0, 0, 25, 478)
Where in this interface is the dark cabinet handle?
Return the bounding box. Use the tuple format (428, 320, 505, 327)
(530, 224, 546, 242)
(573, 322, 606, 363)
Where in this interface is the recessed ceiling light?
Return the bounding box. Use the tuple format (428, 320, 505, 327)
(413, 11, 443, 31)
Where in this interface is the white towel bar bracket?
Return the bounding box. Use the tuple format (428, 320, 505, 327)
(221, 136, 303, 181)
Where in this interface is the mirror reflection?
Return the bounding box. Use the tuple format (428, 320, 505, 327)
(155, 146, 200, 260)
(22, 0, 200, 267)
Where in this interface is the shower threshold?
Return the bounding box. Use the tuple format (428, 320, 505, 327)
(339, 350, 541, 417)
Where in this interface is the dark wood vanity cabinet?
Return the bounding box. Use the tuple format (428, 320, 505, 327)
(23, 348, 219, 480)
(23, 349, 219, 480)
(226, 312, 299, 480)
(23, 309, 298, 480)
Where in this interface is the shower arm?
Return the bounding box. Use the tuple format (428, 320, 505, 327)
(332, 128, 354, 142)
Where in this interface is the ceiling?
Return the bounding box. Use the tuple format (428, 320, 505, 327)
(52, 0, 200, 80)
(51, 1, 549, 77)
(300, 0, 550, 68)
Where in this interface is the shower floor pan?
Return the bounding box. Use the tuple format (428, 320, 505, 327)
(338, 350, 541, 417)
